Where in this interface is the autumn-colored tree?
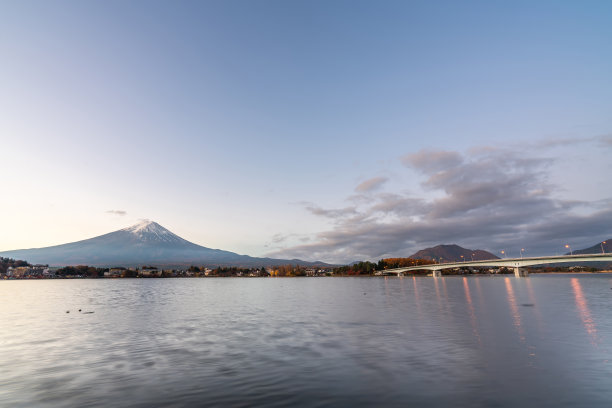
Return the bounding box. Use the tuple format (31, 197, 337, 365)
(378, 258, 434, 269)
(333, 261, 377, 275)
(0, 257, 32, 274)
(270, 264, 305, 277)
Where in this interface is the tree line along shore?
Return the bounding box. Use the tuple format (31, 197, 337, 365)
(1, 256, 606, 279)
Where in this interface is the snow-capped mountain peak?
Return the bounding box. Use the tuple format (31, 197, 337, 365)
(123, 219, 157, 233)
(121, 220, 183, 243)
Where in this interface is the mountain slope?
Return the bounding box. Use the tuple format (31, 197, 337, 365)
(0, 220, 327, 267)
(409, 244, 499, 262)
(570, 239, 612, 255)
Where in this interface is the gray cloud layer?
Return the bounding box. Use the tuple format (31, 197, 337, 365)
(106, 210, 127, 216)
(268, 140, 612, 263)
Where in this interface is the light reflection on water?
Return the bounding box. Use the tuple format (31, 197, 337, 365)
(1, 275, 612, 407)
(571, 278, 598, 345)
(504, 277, 525, 342)
(462, 277, 481, 345)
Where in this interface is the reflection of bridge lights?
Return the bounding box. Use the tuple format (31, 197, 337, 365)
(433, 275, 441, 300)
(463, 277, 472, 305)
(505, 277, 525, 342)
(412, 275, 422, 315)
(463, 277, 481, 344)
(571, 278, 598, 345)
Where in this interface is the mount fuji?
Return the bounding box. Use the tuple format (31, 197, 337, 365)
(0, 220, 326, 268)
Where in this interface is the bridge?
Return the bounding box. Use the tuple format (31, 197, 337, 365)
(382, 253, 612, 278)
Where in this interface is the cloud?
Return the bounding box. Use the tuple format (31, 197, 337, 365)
(355, 176, 388, 193)
(106, 210, 127, 216)
(528, 207, 612, 242)
(304, 203, 358, 219)
(369, 193, 427, 217)
(271, 233, 289, 244)
(401, 150, 463, 173)
(529, 134, 612, 150)
(531, 136, 597, 149)
(265, 232, 313, 251)
(268, 141, 612, 264)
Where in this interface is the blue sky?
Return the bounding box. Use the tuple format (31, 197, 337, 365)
(1, 0, 611, 263)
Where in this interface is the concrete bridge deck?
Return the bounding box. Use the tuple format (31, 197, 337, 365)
(383, 253, 612, 277)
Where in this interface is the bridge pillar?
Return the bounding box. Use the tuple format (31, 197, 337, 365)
(514, 267, 528, 277)
(432, 270, 442, 278)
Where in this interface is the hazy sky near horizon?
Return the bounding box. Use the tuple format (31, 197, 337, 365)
(1, 0, 611, 263)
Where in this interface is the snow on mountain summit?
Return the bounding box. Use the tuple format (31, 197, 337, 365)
(123, 219, 157, 233)
(121, 220, 184, 243)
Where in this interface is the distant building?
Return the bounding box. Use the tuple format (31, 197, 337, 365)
(104, 268, 125, 278)
(139, 267, 161, 277)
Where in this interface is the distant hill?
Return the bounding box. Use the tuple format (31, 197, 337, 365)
(409, 244, 499, 262)
(0, 220, 330, 268)
(569, 239, 612, 255)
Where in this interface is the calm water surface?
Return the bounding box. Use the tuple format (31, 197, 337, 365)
(1, 275, 612, 407)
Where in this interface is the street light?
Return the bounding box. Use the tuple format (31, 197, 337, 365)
(565, 244, 573, 256)
(471, 253, 475, 261)
(520, 248, 525, 259)
(501, 250, 506, 258)
(460, 255, 464, 262)
(602, 241, 607, 254)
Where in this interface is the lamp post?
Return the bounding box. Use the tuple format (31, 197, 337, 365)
(471, 253, 475, 261)
(565, 244, 573, 256)
(520, 248, 525, 259)
(460, 255, 464, 262)
(602, 241, 607, 254)
(501, 250, 506, 258)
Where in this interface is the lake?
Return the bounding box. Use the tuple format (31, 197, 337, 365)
(1, 275, 612, 407)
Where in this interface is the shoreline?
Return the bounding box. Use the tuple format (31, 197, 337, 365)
(3, 271, 612, 280)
